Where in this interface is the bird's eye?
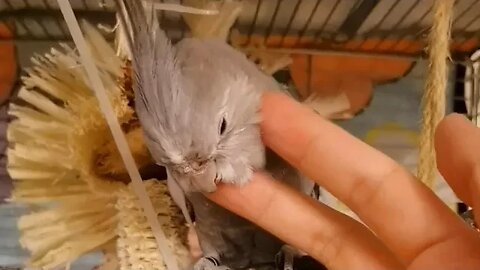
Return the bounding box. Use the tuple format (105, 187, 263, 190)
(219, 117, 227, 135)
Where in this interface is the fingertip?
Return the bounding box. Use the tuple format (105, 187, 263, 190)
(260, 91, 304, 123)
(434, 113, 477, 162)
(442, 113, 468, 122)
(261, 90, 294, 106)
(259, 90, 326, 166)
(435, 113, 472, 145)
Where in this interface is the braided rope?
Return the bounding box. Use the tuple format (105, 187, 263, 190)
(418, 0, 454, 188)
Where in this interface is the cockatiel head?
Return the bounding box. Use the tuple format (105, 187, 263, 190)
(124, 0, 271, 193)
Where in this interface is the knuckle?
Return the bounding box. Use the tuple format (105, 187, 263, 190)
(344, 165, 403, 216)
(314, 237, 342, 267)
(308, 224, 355, 268)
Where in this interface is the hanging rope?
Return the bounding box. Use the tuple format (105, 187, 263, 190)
(418, 0, 454, 188)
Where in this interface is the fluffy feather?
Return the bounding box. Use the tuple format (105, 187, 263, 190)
(121, 1, 314, 269)
(124, 0, 278, 193)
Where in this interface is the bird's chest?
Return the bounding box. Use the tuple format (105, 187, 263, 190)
(187, 192, 281, 269)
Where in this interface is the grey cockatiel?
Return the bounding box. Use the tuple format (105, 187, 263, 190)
(121, 1, 314, 269)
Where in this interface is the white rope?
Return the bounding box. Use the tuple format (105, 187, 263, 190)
(57, 2, 179, 270)
(147, 1, 219, 15)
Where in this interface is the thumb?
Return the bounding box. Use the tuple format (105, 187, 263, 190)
(435, 113, 480, 222)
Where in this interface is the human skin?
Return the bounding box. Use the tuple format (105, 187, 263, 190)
(207, 92, 480, 270)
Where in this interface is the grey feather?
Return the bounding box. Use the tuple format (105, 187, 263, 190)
(122, 1, 314, 269)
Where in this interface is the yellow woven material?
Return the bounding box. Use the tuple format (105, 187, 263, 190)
(7, 16, 193, 269)
(418, 0, 454, 188)
(116, 179, 193, 270)
(6, 20, 131, 268)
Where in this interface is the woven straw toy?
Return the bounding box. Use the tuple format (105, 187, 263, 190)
(6, 19, 190, 269)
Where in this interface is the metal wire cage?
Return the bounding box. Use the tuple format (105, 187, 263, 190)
(462, 51, 480, 124)
(1, 0, 479, 115)
(1, 0, 479, 59)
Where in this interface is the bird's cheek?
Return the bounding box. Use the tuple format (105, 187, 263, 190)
(215, 158, 236, 182)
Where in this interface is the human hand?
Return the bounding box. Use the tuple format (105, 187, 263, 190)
(207, 92, 480, 270)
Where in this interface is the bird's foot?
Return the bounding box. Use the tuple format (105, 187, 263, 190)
(193, 256, 232, 270)
(275, 245, 328, 270)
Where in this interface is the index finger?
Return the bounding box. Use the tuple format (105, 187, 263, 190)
(260, 92, 478, 265)
(208, 172, 402, 270)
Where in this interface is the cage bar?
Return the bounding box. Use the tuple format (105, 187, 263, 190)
(0, 0, 477, 61)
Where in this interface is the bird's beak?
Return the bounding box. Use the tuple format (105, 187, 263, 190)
(190, 161, 217, 193)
